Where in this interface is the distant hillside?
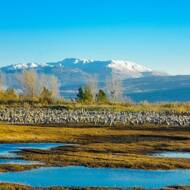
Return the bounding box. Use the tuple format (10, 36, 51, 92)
(0, 58, 167, 79)
(1, 58, 190, 102)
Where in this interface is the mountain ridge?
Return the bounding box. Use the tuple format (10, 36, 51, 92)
(1, 58, 190, 102)
(0, 58, 168, 79)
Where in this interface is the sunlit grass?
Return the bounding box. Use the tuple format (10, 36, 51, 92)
(1, 101, 190, 113)
(55, 102, 190, 113)
(0, 124, 190, 170)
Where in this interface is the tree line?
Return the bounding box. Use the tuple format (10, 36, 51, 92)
(76, 74, 126, 104)
(0, 70, 60, 104)
(0, 70, 126, 104)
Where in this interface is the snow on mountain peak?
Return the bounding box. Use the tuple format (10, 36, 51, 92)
(0, 58, 167, 79)
(74, 58, 94, 64)
(12, 62, 39, 70)
(108, 60, 152, 73)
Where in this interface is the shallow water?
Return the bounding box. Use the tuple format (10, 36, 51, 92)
(1, 143, 190, 188)
(0, 143, 64, 157)
(0, 143, 64, 165)
(152, 151, 190, 158)
(0, 159, 40, 165)
(0, 166, 190, 188)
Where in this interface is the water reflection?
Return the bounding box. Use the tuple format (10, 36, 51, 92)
(0, 166, 190, 188)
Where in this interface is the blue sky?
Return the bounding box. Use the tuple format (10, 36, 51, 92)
(0, 0, 190, 74)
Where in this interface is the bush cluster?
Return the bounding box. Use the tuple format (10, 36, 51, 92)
(77, 86, 109, 104)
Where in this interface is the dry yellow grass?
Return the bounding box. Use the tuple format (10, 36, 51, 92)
(0, 124, 190, 170)
(1, 101, 190, 113)
(61, 102, 190, 113)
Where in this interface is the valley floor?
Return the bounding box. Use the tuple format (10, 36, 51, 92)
(0, 124, 190, 171)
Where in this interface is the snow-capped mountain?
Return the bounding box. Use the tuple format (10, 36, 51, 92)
(1, 58, 178, 102)
(108, 60, 152, 73)
(108, 60, 153, 78)
(46, 58, 168, 79)
(0, 58, 167, 79)
(1, 62, 42, 72)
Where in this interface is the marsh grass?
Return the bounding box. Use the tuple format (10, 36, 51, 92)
(53, 102, 190, 113)
(0, 125, 190, 170)
(0, 164, 39, 172)
(1, 101, 190, 113)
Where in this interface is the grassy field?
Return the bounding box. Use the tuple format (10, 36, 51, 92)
(61, 102, 190, 113)
(1, 101, 190, 113)
(0, 124, 190, 171)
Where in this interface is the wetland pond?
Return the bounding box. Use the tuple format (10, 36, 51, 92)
(152, 151, 190, 158)
(1, 166, 190, 188)
(0, 143, 64, 164)
(1, 143, 190, 189)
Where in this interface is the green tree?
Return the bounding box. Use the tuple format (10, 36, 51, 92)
(77, 87, 84, 101)
(39, 87, 53, 104)
(77, 86, 93, 103)
(96, 89, 109, 103)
